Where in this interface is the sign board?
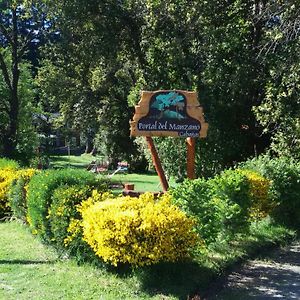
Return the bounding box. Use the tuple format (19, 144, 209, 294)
(130, 90, 208, 138)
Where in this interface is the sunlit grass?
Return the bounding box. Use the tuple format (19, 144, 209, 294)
(0, 217, 295, 299)
(49, 154, 177, 192)
(0, 221, 176, 300)
(49, 154, 104, 169)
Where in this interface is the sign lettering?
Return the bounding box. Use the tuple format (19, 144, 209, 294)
(130, 90, 208, 138)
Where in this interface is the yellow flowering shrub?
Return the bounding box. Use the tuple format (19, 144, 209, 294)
(0, 168, 16, 216)
(238, 170, 274, 220)
(0, 167, 36, 218)
(80, 192, 199, 267)
(48, 187, 110, 249)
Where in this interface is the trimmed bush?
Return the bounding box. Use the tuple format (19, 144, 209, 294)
(47, 186, 107, 261)
(8, 169, 38, 222)
(171, 178, 227, 243)
(171, 169, 272, 244)
(171, 170, 252, 244)
(26, 168, 108, 240)
(241, 155, 300, 229)
(0, 168, 17, 218)
(210, 169, 252, 227)
(0, 157, 19, 169)
(237, 169, 273, 220)
(80, 192, 199, 267)
(0, 166, 36, 219)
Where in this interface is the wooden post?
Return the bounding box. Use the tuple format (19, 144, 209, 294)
(186, 137, 196, 179)
(145, 136, 169, 192)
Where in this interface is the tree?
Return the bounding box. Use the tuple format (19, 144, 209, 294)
(253, 0, 300, 158)
(38, 0, 300, 177)
(38, 1, 142, 161)
(0, 0, 49, 158)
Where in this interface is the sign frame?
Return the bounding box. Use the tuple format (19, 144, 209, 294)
(130, 90, 208, 138)
(130, 90, 208, 190)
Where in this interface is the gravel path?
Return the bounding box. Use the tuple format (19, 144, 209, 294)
(206, 242, 300, 300)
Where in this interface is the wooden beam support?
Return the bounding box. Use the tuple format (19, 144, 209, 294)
(186, 137, 196, 179)
(145, 136, 169, 192)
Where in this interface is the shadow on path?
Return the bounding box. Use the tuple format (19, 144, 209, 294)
(205, 242, 300, 300)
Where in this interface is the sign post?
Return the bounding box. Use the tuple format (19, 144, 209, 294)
(130, 90, 208, 190)
(145, 136, 169, 192)
(186, 137, 196, 179)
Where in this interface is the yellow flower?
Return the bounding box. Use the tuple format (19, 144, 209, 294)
(80, 192, 200, 267)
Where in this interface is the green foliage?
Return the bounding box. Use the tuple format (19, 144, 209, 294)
(29, 154, 50, 169)
(0, 47, 38, 160)
(0, 168, 36, 219)
(8, 178, 27, 221)
(26, 168, 107, 240)
(171, 178, 224, 243)
(8, 169, 38, 222)
(37, 0, 300, 178)
(0, 158, 19, 169)
(240, 155, 300, 229)
(171, 168, 274, 244)
(171, 170, 251, 244)
(253, 2, 300, 159)
(47, 185, 103, 262)
(210, 170, 252, 220)
(14, 63, 39, 161)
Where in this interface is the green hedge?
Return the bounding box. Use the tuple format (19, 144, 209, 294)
(8, 169, 38, 222)
(171, 168, 273, 244)
(0, 157, 19, 169)
(240, 155, 300, 229)
(26, 168, 108, 240)
(47, 185, 102, 262)
(171, 170, 252, 244)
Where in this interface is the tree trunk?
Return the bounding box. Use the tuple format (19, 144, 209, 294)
(85, 138, 94, 154)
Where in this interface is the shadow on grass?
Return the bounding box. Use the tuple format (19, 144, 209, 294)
(96, 260, 214, 299)
(136, 261, 215, 300)
(0, 259, 55, 265)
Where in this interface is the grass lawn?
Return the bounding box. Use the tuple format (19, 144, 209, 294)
(1, 220, 295, 300)
(0, 221, 178, 300)
(49, 154, 176, 192)
(49, 154, 102, 169)
(106, 173, 177, 192)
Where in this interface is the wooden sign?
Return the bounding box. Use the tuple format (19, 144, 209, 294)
(130, 90, 208, 138)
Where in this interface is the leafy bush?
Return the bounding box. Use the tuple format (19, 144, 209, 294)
(0, 168, 16, 218)
(171, 169, 273, 244)
(237, 169, 273, 220)
(80, 192, 199, 267)
(26, 168, 107, 240)
(8, 169, 38, 222)
(210, 169, 252, 226)
(171, 178, 224, 243)
(0, 165, 36, 219)
(171, 170, 252, 244)
(47, 186, 107, 262)
(0, 158, 19, 169)
(240, 155, 300, 229)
